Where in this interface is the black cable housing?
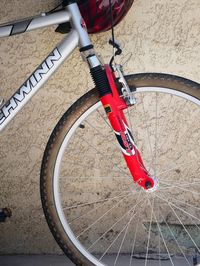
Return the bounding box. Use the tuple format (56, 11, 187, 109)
(90, 66, 111, 97)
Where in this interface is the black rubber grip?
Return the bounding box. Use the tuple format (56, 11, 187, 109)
(90, 66, 111, 97)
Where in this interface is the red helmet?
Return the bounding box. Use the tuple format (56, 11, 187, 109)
(77, 0, 134, 33)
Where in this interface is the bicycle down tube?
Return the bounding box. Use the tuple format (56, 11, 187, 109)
(0, 5, 92, 132)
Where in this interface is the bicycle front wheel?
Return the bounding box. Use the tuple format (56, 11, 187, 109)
(41, 73, 200, 266)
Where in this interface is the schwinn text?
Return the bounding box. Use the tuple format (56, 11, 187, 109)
(0, 48, 61, 125)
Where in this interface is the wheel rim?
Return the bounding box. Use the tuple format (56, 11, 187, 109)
(53, 87, 200, 265)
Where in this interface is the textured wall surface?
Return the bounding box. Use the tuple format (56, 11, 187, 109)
(0, 0, 200, 255)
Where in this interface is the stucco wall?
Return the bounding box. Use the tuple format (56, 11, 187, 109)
(0, 0, 200, 255)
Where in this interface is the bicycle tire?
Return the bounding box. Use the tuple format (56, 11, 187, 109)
(40, 73, 200, 266)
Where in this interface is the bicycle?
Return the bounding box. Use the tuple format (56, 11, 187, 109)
(0, 0, 200, 265)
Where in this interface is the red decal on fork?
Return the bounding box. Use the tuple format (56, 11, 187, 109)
(100, 65, 155, 190)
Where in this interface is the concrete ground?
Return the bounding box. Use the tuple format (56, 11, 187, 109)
(0, 255, 195, 266)
(0, 255, 74, 266)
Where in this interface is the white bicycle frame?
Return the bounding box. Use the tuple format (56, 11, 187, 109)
(0, 3, 100, 131)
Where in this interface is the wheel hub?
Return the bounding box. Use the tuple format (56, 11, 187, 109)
(146, 176, 159, 192)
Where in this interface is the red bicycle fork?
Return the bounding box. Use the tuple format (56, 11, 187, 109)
(100, 66, 155, 190)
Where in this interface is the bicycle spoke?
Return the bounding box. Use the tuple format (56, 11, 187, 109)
(99, 219, 130, 261)
(129, 211, 140, 266)
(77, 192, 134, 238)
(157, 164, 200, 180)
(99, 197, 148, 261)
(156, 161, 188, 178)
(60, 161, 128, 177)
(124, 107, 147, 173)
(145, 196, 154, 266)
(156, 193, 200, 223)
(171, 202, 200, 223)
(152, 208, 175, 266)
(141, 94, 154, 163)
(160, 213, 191, 266)
(77, 134, 130, 178)
(158, 182, 200, 195)
(159, 179, 200, 192)
(97, 109, 112, 130)
(158, 210, 161, 266)
(85, 120, 119, 150)
(187, 213, 200, 235)
(154, 194, 200, 253)
(152, 93, 174, 151)
(169, 204, 200, 254)
(87, 191, 144, 251)
(68, 190, 135, 224)
(113, 209, 135, 266)
(153, 92, 158, 177)
(156, 100, 189, 158)
(146, 93, 164, 173)
(159, 193, 200, 211)
(159, 179, 200, 188)
(65, 189, 131, 211)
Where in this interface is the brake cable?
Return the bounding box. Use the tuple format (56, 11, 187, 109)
(109, 0, 122, 69)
